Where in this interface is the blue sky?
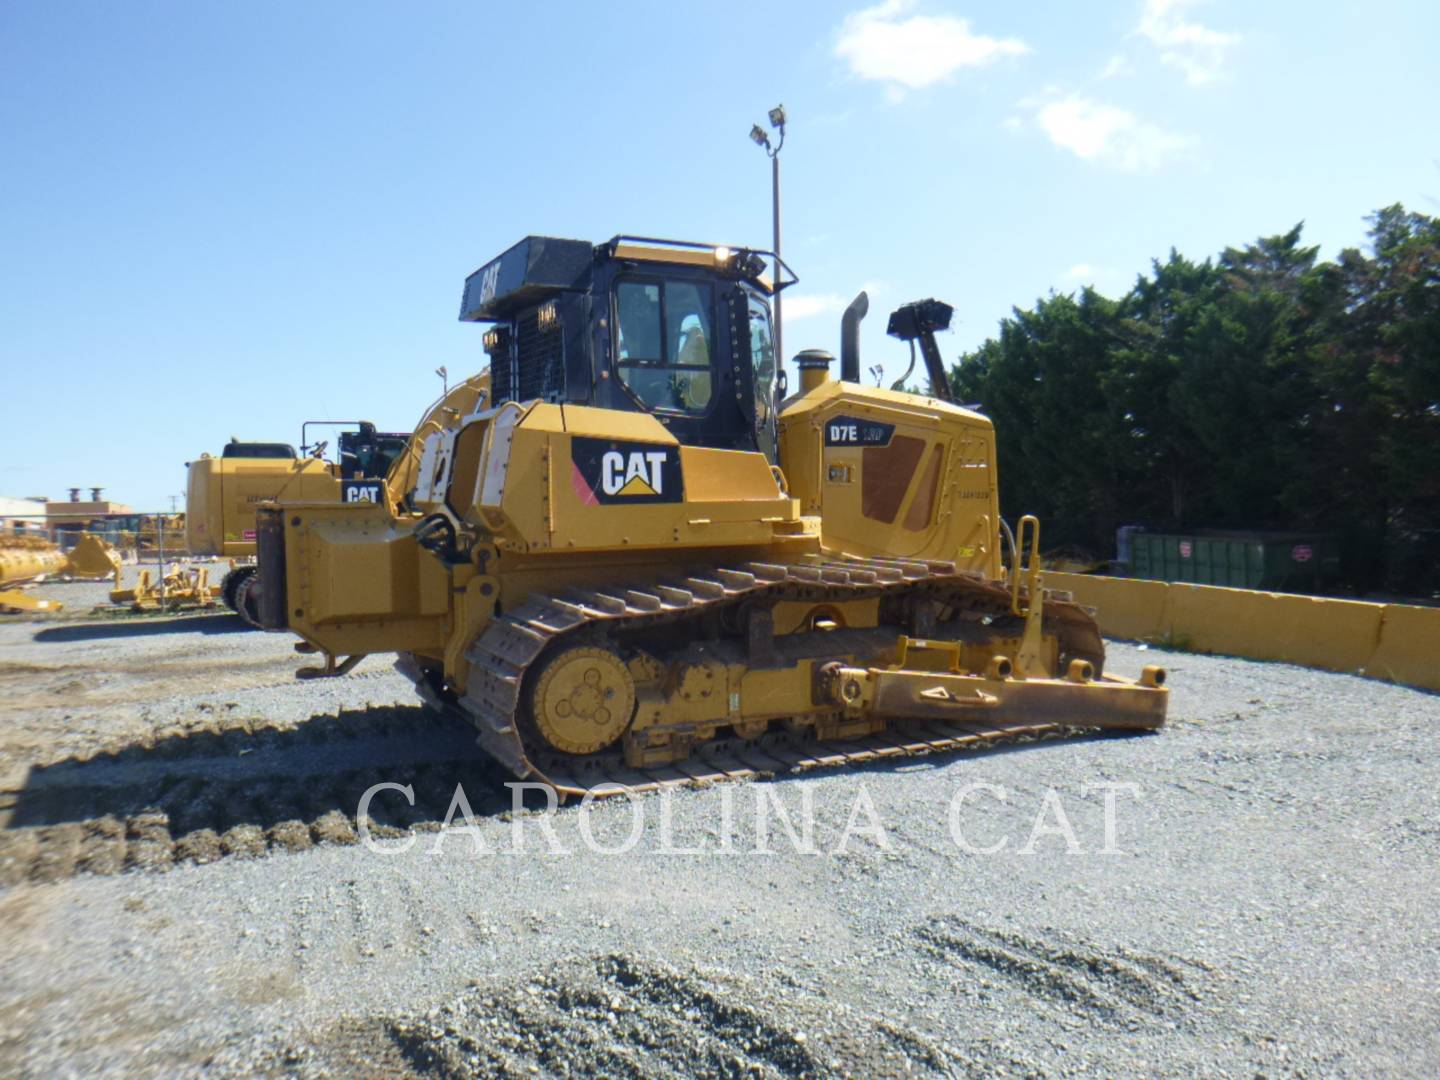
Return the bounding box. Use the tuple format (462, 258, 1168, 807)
(4, 0, 1437, 510)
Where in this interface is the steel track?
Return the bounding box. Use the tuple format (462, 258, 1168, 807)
(398, 554, 1110, 797)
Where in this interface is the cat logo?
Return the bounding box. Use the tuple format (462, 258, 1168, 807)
(602, 449, 668, 497)
(571, 437, 683, 505)
(341, 479, 384, 504)
(477, 260, 501, 304)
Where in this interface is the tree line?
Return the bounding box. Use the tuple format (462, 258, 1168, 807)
(949, 204, 1440, 599)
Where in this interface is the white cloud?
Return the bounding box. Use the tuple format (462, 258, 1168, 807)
(1065, 263, 1095, 280)
(1098, 53, 1129, 80)
(836, 0, 1028, 94)
(782, 294, 849, 321)
(1136, 0, 1239, 86)
(1035, 95, 1193, 172)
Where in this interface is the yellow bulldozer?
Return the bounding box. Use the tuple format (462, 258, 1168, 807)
(186, 425, 408, 623)
(255, 236, 1167, 795)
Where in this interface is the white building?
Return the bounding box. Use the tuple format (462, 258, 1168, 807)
(0, 496, 48, 532)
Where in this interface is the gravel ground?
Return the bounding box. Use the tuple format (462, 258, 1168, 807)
(0, 609, 1437, 1077)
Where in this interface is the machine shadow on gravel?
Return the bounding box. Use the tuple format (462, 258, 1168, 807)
(33, 612, 250, 642)
(0, 704, 517, 883)
(0, 705, 1146, 886)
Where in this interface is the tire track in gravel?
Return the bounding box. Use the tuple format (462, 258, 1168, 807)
(915, 915, 1217, 1030)
(0, 661, 400, 715)
(0, 693, 1126, 888)
(291, 953, 982, 1078)
(0, 707, 515, 886)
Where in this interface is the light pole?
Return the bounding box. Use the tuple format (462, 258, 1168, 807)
(749, 104, 786, 366)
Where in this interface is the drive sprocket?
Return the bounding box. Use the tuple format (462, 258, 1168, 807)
(527, 644, 636, 755)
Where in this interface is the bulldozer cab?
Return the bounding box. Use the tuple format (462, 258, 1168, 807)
(461, 236, 789, 460)
(298, 421, 410, 481)
(335, 424, 409, 482)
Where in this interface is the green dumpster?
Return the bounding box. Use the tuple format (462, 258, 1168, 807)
(1128, 530, 1340, 592)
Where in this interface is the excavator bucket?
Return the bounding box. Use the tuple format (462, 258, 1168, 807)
(64, 534, 123, 580)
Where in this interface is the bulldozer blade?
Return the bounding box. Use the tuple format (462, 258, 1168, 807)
(0, 588, 63, 614)
(822, 662, 1168, 731)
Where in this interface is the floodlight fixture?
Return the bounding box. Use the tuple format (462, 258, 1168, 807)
(747, 103, 789, 363)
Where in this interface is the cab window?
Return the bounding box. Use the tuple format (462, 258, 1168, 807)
(748, 296, 777, 460)
(615, 279, 714, 416)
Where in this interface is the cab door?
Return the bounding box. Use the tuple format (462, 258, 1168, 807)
(595, 267, 761, 454)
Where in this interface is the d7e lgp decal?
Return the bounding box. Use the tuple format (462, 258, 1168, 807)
(823, 416, 896, 447)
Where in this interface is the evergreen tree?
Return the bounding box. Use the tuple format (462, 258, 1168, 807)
(951, 208, 1440, 597)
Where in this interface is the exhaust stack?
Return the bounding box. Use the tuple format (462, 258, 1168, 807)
(839, 291, 868, 383)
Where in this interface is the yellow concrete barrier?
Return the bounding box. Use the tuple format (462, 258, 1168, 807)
(1052, 574, 1170, 642)
(1369, 603, 1440, 689)
(1165, 585, 1384, 673)
(1048, 572, 1440, 693)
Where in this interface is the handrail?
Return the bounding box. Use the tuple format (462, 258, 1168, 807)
(1011, 514, 1042, 616)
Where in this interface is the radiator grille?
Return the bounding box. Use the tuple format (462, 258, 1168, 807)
(489, 347, 516, 405)
(515, 310, 565, 403)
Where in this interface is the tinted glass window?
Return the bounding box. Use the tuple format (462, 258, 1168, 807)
(748, 297, 777, 460)
(221, 442, 296, 459)
(616, 282, 662, 362)
(615, 279, 714, 416)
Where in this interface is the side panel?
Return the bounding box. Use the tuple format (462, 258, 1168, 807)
(778, 382, 1000, 575)
(473, 403, 799, 553)
(187, 456, 342, 557)
(184, 457, 223, 555)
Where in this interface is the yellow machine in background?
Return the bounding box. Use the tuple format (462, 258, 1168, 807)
(187, 439, 338, 621)
(186, 426, 408, 623)
(0, 530, 123, 612)
(135, 514, 185, 558)
(109, 562, 219, 612)
(63, 534, 124, 580)
(256, 236, 1167, 794)
(0, 532, 69, 613)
